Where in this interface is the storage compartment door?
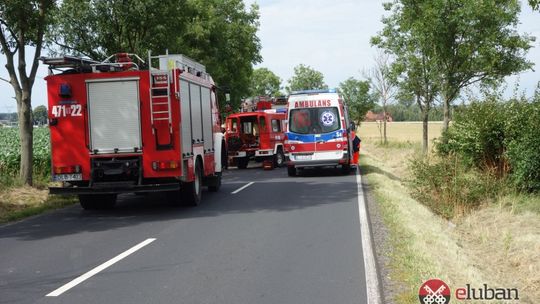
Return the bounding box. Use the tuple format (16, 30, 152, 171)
(87, 79, 142, 154)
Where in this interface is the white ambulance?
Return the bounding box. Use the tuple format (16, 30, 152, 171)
(284, 89, 354, 176)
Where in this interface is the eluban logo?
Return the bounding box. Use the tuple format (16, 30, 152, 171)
(455, 284, 519, 301)
(419, 279, 451, 304)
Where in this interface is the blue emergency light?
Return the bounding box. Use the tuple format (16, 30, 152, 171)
(59, 83, 72, 98)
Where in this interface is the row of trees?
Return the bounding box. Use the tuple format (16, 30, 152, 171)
(1, 0, 261, 185)
(372, 0, 537, 154)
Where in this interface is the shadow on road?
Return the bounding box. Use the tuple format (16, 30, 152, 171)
(0, 167, 359, 241)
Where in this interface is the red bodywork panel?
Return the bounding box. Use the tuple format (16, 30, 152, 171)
(46, 70, 185, 181)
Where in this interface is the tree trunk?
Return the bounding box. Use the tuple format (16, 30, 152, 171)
(422, 108, 429, 155)
(17, 93, 33, 186)
(442, 95, 450, 133)
(383, 108, 387, 145)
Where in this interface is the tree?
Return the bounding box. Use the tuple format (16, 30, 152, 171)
(33, 105, 47, 125)
(286, 64, 327, 93)
(530, 0, 539, 10)
(250, 67, 281, 96)
(338, 77, 375, 125)
(366, 51, 397, 145)
(0, 0, 55, 185)
(52, 0, 262, 110)
(372, 1, 439, 154)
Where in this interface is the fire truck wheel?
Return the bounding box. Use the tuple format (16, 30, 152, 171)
(208, 174, 222, 192)
(274, 148, 285, 167)
(181, 162, 202, 207)
(237, 156, 249, 169)
(287, 166, 297, 177)
(78, 194, 117, 210)
(341, 163, 351, 175)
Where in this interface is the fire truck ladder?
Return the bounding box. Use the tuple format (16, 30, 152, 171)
(148, 54, 174, 150)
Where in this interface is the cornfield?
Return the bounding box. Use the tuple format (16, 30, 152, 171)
(0, 127, 50, 178)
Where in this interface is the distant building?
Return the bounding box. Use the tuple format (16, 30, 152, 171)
(364, 111, 393, 122)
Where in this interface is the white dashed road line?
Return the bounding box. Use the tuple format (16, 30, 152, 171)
(231, 182, 255, 194)
(46, 238, 156, 297)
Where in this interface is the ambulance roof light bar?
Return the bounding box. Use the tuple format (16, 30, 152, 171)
(289, 88, 337, 95)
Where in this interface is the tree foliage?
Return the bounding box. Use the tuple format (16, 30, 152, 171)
(33, 105, 47, 125)
(373, 0, 534, 136)
(530, 0, 539, 10)
(338, 77, 375, 125)
(0, 0, 55, 185)
(250, 67, 281, 96)
(52, 0, 262, 109)
(286, 64, 327, 93)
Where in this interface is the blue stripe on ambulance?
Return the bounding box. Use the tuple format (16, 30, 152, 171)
(286, 129, 344, 143)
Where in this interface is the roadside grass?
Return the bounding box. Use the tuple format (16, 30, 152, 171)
(359, 121, 539, 303)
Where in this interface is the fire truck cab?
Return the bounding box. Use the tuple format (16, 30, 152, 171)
(284, 89, 354, 176)
(225, 109, 287, 169)
(41, 52, 224, 209)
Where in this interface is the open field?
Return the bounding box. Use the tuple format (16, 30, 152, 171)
(359, 122, 539, 303)
(357, 121, 443, 143)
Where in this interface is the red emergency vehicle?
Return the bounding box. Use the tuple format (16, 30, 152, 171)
(41, 52, 224, 209)
(225, 108, 287, 169)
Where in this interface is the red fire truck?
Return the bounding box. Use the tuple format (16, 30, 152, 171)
(225, 108, 287, 169)
(41, 52, 224, 209)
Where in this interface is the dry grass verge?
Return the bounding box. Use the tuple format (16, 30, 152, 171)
(361, 138, 539, 303)
(0, 186, 77, 223)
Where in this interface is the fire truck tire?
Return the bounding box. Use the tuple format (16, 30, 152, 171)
(78, 194, 117, 210)
(208, 173, 222, 192)
(274, 148, 285, 167)
(237, 156, 249, 169)
(341, 163, 351, 175)
(181, 161, 202, 207)
(287, 166, 297, 177)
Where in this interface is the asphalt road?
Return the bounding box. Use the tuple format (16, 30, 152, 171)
(0, 165, 369, 304)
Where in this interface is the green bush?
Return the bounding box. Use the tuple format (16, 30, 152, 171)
(437, 94, 540, 192)
(408, 155, 502, 219)
(504, 99, 540, 191)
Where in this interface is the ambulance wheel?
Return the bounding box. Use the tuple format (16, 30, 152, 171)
(287, 166, 297, 177)
(181, 162, 202, 207)
(274, 148, 285, 167)
(341, 163, 351, 175)
(237, 156, 249, 169)
(78, 194, 117, 210)
(208, 173, 222, 192)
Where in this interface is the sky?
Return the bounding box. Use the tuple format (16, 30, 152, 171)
(0, 0, 539, 112)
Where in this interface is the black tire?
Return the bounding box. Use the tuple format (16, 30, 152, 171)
(287, 166, 297, 177)
(181, 161, 202, 207)
(208, 173, 222, 192)
(341, 163, 351, 175)
(78, 194, 117, 210)
(274, 148, 285, 168)
(237, 156, 249, 169)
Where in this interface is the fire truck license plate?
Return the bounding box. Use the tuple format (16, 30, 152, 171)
(53, 173, 82, 182)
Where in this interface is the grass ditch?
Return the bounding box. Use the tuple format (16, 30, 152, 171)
(360, 138, 539, 303)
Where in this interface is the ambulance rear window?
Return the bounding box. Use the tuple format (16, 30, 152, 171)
(289, 107, 340, 134)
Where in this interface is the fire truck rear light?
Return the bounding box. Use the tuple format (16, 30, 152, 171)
(59, 83, 72, 98)
(152, 160, 180, 171)
(54, 165, 81, 174)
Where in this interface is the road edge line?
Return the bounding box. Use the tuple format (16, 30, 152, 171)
(356, 167, 382, 304)
(46, 238, 156, 297)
